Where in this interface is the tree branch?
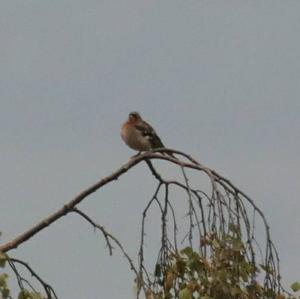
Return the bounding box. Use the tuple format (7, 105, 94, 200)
(0, 148, 284, 297)
(0, 152, 151, 253)
(0, 150, 185, 253)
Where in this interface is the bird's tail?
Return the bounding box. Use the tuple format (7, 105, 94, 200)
(151, 136, 178, 159)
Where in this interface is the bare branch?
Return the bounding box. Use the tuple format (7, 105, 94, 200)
(0, 152, 161, 253)
(71, 208, 139, 280)
(8, 257, 58, 299)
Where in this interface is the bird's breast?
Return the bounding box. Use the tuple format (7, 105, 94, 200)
(121, 124, 151, 151)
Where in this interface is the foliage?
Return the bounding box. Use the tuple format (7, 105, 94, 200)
(145, 231, 300, 299)
(0, 251, 10, 299)
(17, 289, 44, 299)
(291, 283, 300, 293)
(0, 252, 46, 299)
(0, 252, 7, 268)
(0, 271, 45, 299)
(0, 273, 10, 299)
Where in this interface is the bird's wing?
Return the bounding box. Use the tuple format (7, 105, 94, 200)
(134, 121, 164, 149)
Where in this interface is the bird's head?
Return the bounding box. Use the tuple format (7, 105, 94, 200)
(128, 111, 142, 122)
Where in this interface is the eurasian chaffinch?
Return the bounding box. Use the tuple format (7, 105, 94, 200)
(121, 111, 165, 153)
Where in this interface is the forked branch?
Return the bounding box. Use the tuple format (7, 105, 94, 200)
(0, 149, 285, 298)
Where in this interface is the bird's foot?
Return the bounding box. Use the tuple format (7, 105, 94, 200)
(130, 152, 142, 159)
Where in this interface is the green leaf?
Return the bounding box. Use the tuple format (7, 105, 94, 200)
(259, 264, 273, 274)
(176, 258, 186, 276)
(154, 264, 161, 277)
(2, 287, 10, 298)
(0, 273, 9, 287)
(229, 223, 239, 234)
(291, 281, 300, 292)
(179, 287, 192, 299)
(18, 289, 32, 299)
(232, 239, 243, 252)
(0, 252, 7, 268)
(212, 239, 220, 249)
(31, 292, 43, 299)
(231, 286, 242, 296)
(264, 288, 275, 298)
(17, 289, 43, 299)
(189, 258, 201, 272)
(181, 247, 194, 257)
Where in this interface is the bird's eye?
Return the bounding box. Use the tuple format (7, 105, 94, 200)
(129, 112, 138, 119)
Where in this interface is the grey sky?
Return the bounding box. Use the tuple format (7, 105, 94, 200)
(0, 1, 299, 298)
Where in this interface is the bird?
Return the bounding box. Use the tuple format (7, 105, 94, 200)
(121, 111, 167, 155)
